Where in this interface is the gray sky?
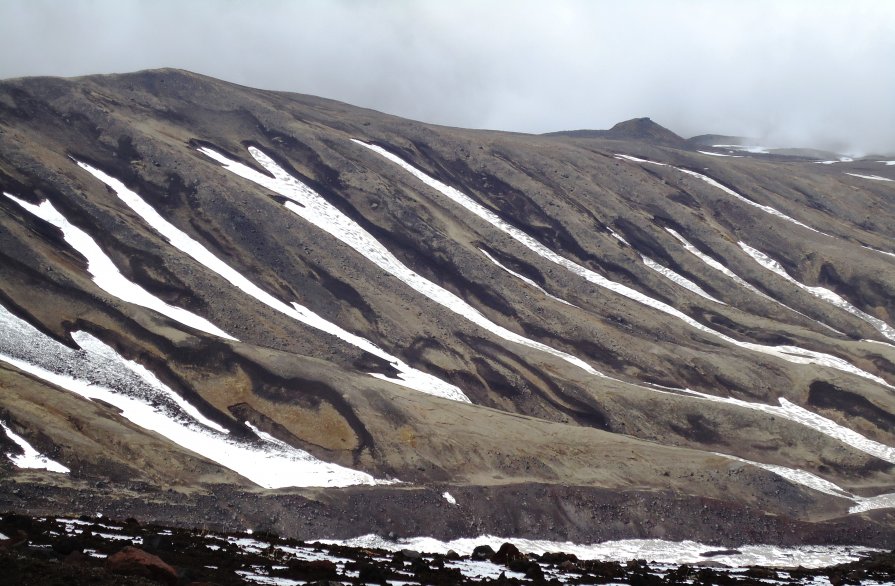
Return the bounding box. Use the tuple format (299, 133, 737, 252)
(2, 0, 894, 154)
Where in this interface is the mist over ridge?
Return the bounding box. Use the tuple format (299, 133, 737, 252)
(1, 0, 894, 154)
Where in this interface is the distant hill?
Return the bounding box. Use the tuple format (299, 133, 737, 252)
(544, 117, 686, 146)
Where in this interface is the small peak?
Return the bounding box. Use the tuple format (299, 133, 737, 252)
(604, 117, 685, 145)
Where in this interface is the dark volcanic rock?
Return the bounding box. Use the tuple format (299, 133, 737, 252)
(105, 546, 178, 585)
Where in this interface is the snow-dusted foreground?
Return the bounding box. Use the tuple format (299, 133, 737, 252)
(324, 534, 880, 569)
(199, 145, 604, 379)
(740, 242, 895, 342)
(0, 303, 391, 488)
(358, 142, 889, 388)
(73, 160, 469, 404)
(4, 193, 235, 341)
(0, 420, 69, 473)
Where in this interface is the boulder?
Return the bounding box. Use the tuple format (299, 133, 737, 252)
(105, 545, 178, 585)
(471, 544, 496, 560)
(492, 542, 524, 564)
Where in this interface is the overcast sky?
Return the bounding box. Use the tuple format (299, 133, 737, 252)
(2, 0, 893, 154)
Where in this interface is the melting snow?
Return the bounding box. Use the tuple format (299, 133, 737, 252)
(698, 150, 742, 158)
(359, 143, 888, 388)
(200, 145, 604, 379)
(73, 159, 468, 404)
(666, 229, 843, 334)
(0, 304, 391, 488)
(877, 161, 895, 166)
(442, 491, 458, 505)
(4, 193, 235, 341)
(0, 420, 69, 473)
(845, 173, 893, 182)
(478, 248, 574, 307)
(615, 154, 822, 233)
(324, 534, 879, 569)
(677, 388, 895, 464)
(641, 256, 724, 304)
(608, 228, 630, 246)
(719, 452, 853, 499)
(711, 144, 773, 154)
(739, 243, 895, 342)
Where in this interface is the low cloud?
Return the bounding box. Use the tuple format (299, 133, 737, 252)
(2, 0, 893, 154)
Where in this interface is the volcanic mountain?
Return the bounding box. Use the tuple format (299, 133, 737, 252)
(1, 69, 894, 548)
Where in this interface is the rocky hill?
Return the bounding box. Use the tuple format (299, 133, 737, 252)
(1, 69, 894, 548)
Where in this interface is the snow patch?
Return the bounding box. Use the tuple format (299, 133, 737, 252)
(479, 248, 575, 307)
(739, 242, 895, 342)
(0, 304, 391, 488)
(442, 491, 457, 505)
(665, 228, 843, 334)
(201, 145, 603, 380)
(677, 388, 895, 464)
(360, 143, 887, 388)
(711, 144, 773, 154)
(73, 159, 468, 404)
(4, 193, 235, 341)
(641, 256, 724, 304)
(845, 173, 893, 182)
(615, 155, 822, 233)
(697, 150, 741, 158)
(0, 420, 69, 473)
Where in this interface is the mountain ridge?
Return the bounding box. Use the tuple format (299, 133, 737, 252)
(1, 69, 894, 548)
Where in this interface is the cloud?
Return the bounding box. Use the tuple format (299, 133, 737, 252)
(1, 0, 894, 153)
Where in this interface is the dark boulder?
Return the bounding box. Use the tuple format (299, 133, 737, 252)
(105, 545, 178, 585)
(471, 544, 496, 560)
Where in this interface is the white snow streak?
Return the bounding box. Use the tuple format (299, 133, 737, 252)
(641, 256, 724, 304)
(442, 491, 458, 505)
(1, 420, 69, 473)
(0, 303, 390, 488)
(200, 145, 603, 379)
(711, 144, 773, 154)
(676, 168, 821, 233)
(360, 142, 888, 387)
(615, 154, 821, 233)
(720, 453, 852, 498)
(845, 173, 893, 182)
(666, 229, 843, 334)
(677, 388, 895, 464)
(4, 193, 235, 341)
(608, 228, 630, 246)
(324, 534, 878, 568)
(877, 161, 895, 166)
(697, 150, 741, 158)
(478, 248, 575, 307)
(863, 245, 895, 259)
(665, 228, 767, 297)
(73, 160, 468, 403)
(720, 451, 894, 513)
(739, 242, 895, 342)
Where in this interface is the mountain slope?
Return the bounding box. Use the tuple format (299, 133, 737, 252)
(1, 69, 894, 546)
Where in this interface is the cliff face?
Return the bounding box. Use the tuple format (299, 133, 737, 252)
(1, 69, 894, 545)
